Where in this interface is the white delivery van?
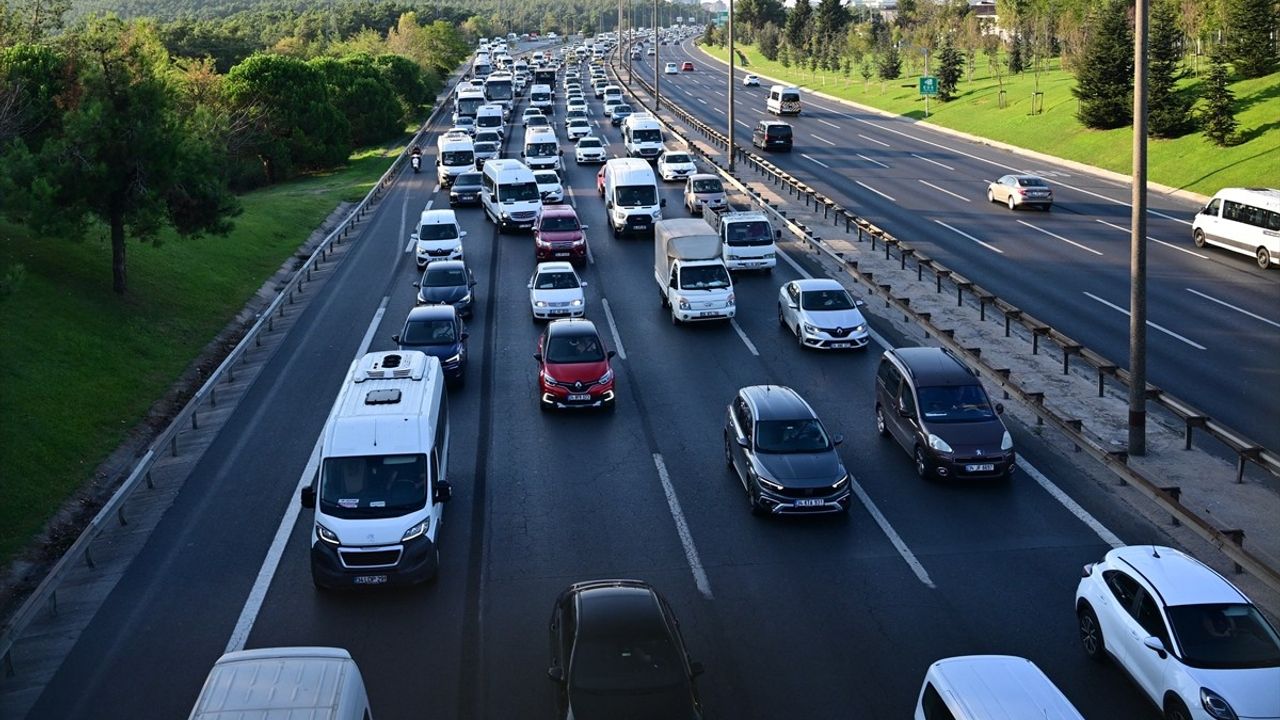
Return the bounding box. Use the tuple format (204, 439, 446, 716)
(521, 126, 563, 171)
(474, 103, 505, 137)
(189, 647, 371, 720)
(602, 84, 623, 105)
(766, 85, 802, 115)
(1191, 187, 1280, 269)
(528, 83, 554, 114)
(705, 208, 777, 272)
(453, 86, 487, 123)
(481, 158, 543, 232)
(654, 219, 735, 324)
(603, 157, 664, 237)
(435, 132, 475, 186)
(622, 114, 664, 159)
(300, 351, 453, 589)
(410, 208, 467, 269)
(914, 656, 1085, 720)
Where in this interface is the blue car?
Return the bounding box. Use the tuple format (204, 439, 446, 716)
(392, 305, 468, 385)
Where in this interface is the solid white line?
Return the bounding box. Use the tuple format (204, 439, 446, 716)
(404, 237, 416, 253)
(225, 294, 390, 653)
(400, 187, 413, 252)
(859, 133, 891, 148)
(730, 319, 760, 355)
(601, 298, 627, 359)
(1017, 220, 1103, 256)
(847, 477, 935, 588)
(917, 180, 970, 203)
(801, 153, 830, 169)
(934, 220, 1004, 254)
(911, 153, 955, 171)
(714, 107, 725, 114)
(777, 249, 812, 278)
(1095, 219, 1207, 258)
(818, 119, 841, 130)
(1186, 288, 1280, 329)
(1017, 459, 1123, 548)
(652, 453, 714, 599)
(857, 153, 889, 169)
(855, 180, 896, 203)
(1082, 291, 1207, 349)
(810, 133, 836, 147)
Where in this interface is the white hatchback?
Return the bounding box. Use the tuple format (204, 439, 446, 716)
(575, 136, 607, 164)
(657, 150, 697, 182)
(528, 262, 587, 320)
(664, 62, 678, 75)
(566, 118, 592, 140)
(534, 170, 565, 204)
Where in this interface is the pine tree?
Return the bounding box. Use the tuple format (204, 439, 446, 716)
(1071, 0, 1133, 129)
(877, 41, 901, 85)
(1148, 0, 1193, 137)
(785, 0, 813, 55)
(1007, 32, 1026, 74)
(937, 33, 962, 100)
(779, 41, 792, 68)
(860, 57, 873, 90)
(1199, 51, 1238, 145)
(758, 22, 781, 60)
(1224, 0, 1278, 78)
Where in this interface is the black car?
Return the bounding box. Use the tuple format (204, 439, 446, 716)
(392, 305, 468, 384)
(610, 104, 634, 126)
(724, 385, 850, 515)
(450, 171, 484, 206)
(751, 120, 792, 152)
(549, 580, 704, 720)
(414, 260, 476, 317)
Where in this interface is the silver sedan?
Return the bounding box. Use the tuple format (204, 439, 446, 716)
(987, 174, 1054, 210)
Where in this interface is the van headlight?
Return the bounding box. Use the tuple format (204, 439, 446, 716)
(570, 298, 583, 307)
(1001, 431, 1013, 451)
(927, 434, 953, 454)
(459, 293, 472, 304)
(316, 523, 340, 545)
(534, 300, 548, 307)
(444, 353, 462, 364)
(676, 297, 690, 310)
(402, 518, 430, 541)
(500, 211, 510, 219)
(652, 209, 662, 218)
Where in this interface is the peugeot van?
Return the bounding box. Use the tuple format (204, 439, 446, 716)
(189, 647, 372, 720)
(915, 656, 1084, 720)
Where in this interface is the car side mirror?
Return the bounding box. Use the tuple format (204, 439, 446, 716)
(461, 331, 470, 340)
(391, 334, 401, 343)
(434, 480, 453, 504)
(832, 434, 845, 446)
(580, 224, 589, 230)
(775, 229, 783, 241)
(559, 149, 564, 155)
(736, 436, 750, 449)
(410, 233, 420, 242)
(547, 666, 565, 683)
(660, 198, 667, 207)
(300, 485, 316, 509)
(787, 301, 797, 309)
(1142, 636, 1167, 659)
(469, 279, 477, 287)
(995, 402, 1005, 414)
(606, 349, 616, 359)
(855, 299, 867, 308)
(605, 200, 613, 208)
(689, 661, 705, 677)
(460, 231, 468, 237)
(527, 281, 534, 289)
(533, 352, 543, 363)
(412, 281, 421, 288)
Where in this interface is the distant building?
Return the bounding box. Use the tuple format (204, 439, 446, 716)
(701, 0, 726, 12)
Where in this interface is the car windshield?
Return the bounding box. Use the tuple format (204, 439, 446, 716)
(664, 154, 691, 165)
(615, 185, 656, 207)
(425, 266, 467, 287)
(454, 173, 482, 189)
(528, 116, 549, 126)
(418, 223, 459, 241)
(570, 631, 684, 693)
(535, 271, 580, 290)
(474, 142, 498, 154)
(726, 220, 773, 247)
(535, 172, 560, 185)
(916, 384, 996, 422)
(320, 454, 427, 519)
(614, 105, 632, 114)
(546, 333, 604, 363)
(579, 138, 601, 148)
(441, 150, 474, 165)
(541, 215, 580, 232)
(801, 289, 854, 311)
(475, 132, 500, 144)
(754, 418, 831, 453)
(692, 178, 723, 193)
(678, 264, 731, 290)
(1167, 603, 1280, 669)
(402, 318, 457, 345)
(503, 181, 540, 201)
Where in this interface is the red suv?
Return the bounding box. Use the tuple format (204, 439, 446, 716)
(534, 206, 589, 265)
(535, 319, 616, 411)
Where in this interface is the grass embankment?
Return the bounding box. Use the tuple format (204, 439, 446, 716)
(0, 144, 403, 566)
(700, 43, 1279, 196)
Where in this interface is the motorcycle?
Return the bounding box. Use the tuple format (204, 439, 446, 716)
(410, 154, 422, 173)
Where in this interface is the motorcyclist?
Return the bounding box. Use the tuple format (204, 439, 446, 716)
(410, 145, 422, 173)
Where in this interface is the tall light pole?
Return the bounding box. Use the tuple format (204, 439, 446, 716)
(1128, 0, 1150, 455)
(727, 0, 736, 172)
(653, 0, 661, 111)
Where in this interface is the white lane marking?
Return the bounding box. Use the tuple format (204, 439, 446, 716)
(400, 187, 413, 252)
(601, 298, 627, 359)
(801, 153, 831, 169)
(736, 120, 752, 130)
(857, 153, 889, 169)
(810, 133, 837, 147)
(652, 453, 714, 599)
(1095, 219, 1207, 258)
(714, 107, 725, 114)
(859, 133, 891, 148)
(1186, 288, 1280, 329)
(917, 180, 970, 203)
(404, 237, 416, 252)
(695, 97, 707, 104)
(911, 153, 954, 171)
(730, 319, 760, 355)
(934, 220, 1004, 254)
(713, 90, 725, 97)
(1083, 292, 1207, 349)
(1017, 459, 1123, 548)
(818, 119, 841, 130)
(753, 108, 766, 115)
(226, 295, 390, 653)
(777, 249, 812, 278)
(855, 180, 896, 203)
(432, 184, 441, 194)
(848, 477, 935, 588)
(1017, 220, 1103, 256)
(426, 199, 434, 210)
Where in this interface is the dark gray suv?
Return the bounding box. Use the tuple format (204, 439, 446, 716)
(874, 347, 1015, 481)
(724, 385, 850, 516)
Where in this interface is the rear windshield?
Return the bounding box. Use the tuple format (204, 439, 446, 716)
(781, 92, 800, 102)
(1018, 177, 1049, 187)
(402, 318, 457, 345)
(916, 385, 996, 423)
(454, 173, 482, 188)
(321, 454, 427, 519)
(692, 178, 723, 193)
(766, 125, 792, 138)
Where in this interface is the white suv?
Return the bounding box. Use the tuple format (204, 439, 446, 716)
(1075, 546, 1280, 720)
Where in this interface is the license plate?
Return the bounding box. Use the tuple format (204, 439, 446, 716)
(831, 342, 851, 349)
(567, 393, 591, 401)
(698, 311, 719, 318)
(795, 498, 824, 507)
(554, 252, 571, 257)
(965, 463, 996, 472)
(354, 575, 388, 585)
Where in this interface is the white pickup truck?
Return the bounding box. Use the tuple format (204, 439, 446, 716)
(704, 207, 778, 272)
(654, 219, 736, 325)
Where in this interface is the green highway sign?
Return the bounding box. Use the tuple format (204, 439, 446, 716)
(714, 11, 728, 26)
(919, 76, 938, 96)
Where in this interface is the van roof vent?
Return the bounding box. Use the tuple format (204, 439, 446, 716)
(365, 389, 402, 405)
(353, 351, 429, 382)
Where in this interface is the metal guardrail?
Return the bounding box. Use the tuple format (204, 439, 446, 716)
(610, 57, 1280, 595)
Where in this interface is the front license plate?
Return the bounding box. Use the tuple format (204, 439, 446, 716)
(698, 311, 719, 318)
(831, 342, 851, 349)
(354, 575, 388, 585)
(966, 463, 996, 472)
(795, 498, 824, 507)
(567, 394, 591, 401)
(554, 252, 571, 257)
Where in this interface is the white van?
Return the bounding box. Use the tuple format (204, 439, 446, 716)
(435, 133, 475, 187)
(521, 127, 563, 171)
(474, 103, 505, 136)
(528, 83, 554, 114)
(1192, 187, 1280, 269)
(300, 351, 452, 589)
(411, 208, 467, 268)
(189, 647, 371, 720)
(766, 85, 802, 115)
(481, 158, 543, 232)
(915, 656, 1085, 720)
(602, 85, 623, 105)
(453, 86, 487, 123)
(622, 114, 664, 159)
(603, 157, 664, 237)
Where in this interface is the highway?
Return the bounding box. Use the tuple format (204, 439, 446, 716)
(23, 52, 1203, 720)
(629, 40, 1280, 455)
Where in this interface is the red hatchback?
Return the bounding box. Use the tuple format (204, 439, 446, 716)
(681, 61, 695, 72)
(535, 206, 589, 265)
(535, 319, 616, 411)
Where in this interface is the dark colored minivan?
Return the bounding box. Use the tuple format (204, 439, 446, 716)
(752, 121, 793, 152)
(874, 347, 1015, 481)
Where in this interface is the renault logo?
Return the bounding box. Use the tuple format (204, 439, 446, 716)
(976, 449, 984, 456)
(836, 327, 844, 334)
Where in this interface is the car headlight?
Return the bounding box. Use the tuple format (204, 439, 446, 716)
(853, 324, 866, 333)
(757, 474, 784, 492)
(500, 211, 510, 219)
(570, 298, 583, 306)
(763, 252, 776, 259)
(727, 292, 735, 305)
(401, 518, 430, 541)
(534, 300, 548, 308)
(831, 473, 849, 490)
(927, 433, 953, 454)
(444, 353, 462, 364)
(597, 368, 613, 384)
(316, 523, 340, 545)
(1200, 689, 1238, 720)
(803, 323, 818, 334)
(676, 296, 690, 310)
(459, 293, 472, 304)
(1001, 431, 1014, 451)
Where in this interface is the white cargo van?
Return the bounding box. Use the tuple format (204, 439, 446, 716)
(654, 219, 735, 324)
(481, 158, 543, 232)
(300, 351, 453, 589)
(622, 114, 664, 159)
(705, 208, 777, 271)
(914, 656, 1085, 720)
(453, 87, 487, 123)
(528, 83, 554, 114)
(435, 133, 475, 186)
(1192, 187, 1280, 269)
(521, 127, 563, 171)
(766, 85, 802, 115)
(410, 208, 467, 269)
(603, 157, 664, 237)
(189, 647, 371, 720)
(474, 103, 505, 137)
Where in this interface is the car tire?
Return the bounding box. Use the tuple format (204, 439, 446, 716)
(914, 446, 929, 479)
(1257, 246, 1273, 270)
(777, 304, 786, 327)
(311, 570, 331, 591)
(670, 310, 680, 326)
(539, 398, 553, 412)
(723, 434, 734, 470)
(987, 189, 995, 204)
(1164, 697, 1193, 720)
(1192, 229, 1207, 248)
(749, 486, 767, 516)
(1007, 195, 1017, 211)
(875, 405, 890, 438)
(796, 325, 806, 349)
(1078, 604, 1107, 662)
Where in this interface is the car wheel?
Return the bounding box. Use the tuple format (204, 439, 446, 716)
(723, 433, 734, 470)
(1007, 194, 1017, 211)
(1257, 246, 1273, 270)
(914, 446, 929, 479)
(987, 189, 995, 204)
(1192, 229, 1207, 248)
(748, 486, 767, 516)
(875, 405, 890, 438)
(670, 309, 680, 325)
(1078, 604, 1107, 662)
(796, 324, 806, 349)
(1164, 696, 1193, 720)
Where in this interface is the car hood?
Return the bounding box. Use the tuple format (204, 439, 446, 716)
(921, 418, 1007, 453)
(755, 449, 843, 486)
(417, 238, 461, 253)
(568, 686, 700, 720)
(418, 285, 468, 304)
(1186, 665, 1280, 719)
(538, 229, 584, 243)
(800, 308, 867, 330)
(398, 340, 463, 359)
(545, 359, 609, 384)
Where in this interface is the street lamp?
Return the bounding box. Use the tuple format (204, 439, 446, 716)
(654, 0, 660, 111)
(727, 0, 736, 172)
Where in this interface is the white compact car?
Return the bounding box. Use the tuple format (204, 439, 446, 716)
(664, 62, 678, 75)
(566, 98, 588, 115)
(743, 74, 761, 86)
(575, 136, 607, 164)
(1075, 545, 1280, 720)
(657, 150, 697, 182)
(778, 279, 870, 350)
(534, 170, 565, 204)
(528, 262, 587, 320)
(566, 118, 592, 140)
(521, 107, 545, 126)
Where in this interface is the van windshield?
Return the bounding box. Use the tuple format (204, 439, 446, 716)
(419, 223, 459, 241)
(916, 385, 997, 423)
(615, 185, 656, 207)
(503, 181, 540, 202)
(476, 115, 501, 128)
(321, 454, 427, 519)
(527, 142, 558, 157)
(441, 151, 474, 166)
(726, 220, 774, 247)
(632, 128, 662, 143)
(679, 264, 731, 290)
